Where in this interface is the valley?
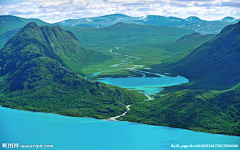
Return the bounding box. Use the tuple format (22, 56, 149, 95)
(0, 14, 239, 136)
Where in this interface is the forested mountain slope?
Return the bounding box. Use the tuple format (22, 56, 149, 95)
(0, 22, 145, 119)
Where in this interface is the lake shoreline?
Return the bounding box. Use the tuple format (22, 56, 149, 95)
(1, 104, 238, 137)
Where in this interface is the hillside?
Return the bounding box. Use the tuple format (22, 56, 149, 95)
(158, 32, 216, 64)
(0, 28, 22, 49)
(61, 22, 195, 57)
(120, 22, 240, 136)
(164, 32, 215, 53)
(0, 22, 145, 119)
(175, 21, 240, 89)
(121, 84, 240, 136)
(151, 21, 240, 91)
(1, 22, 111, 74)
(0, 21, 198, 77)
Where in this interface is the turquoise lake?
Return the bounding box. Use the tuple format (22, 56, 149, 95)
(96, 75, 188, 95)
(0, 106, 239, 150)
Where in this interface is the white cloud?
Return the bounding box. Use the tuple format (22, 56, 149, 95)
(19, 2, 34, 6)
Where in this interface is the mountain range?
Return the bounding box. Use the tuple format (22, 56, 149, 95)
(181, 17, 240, 34)
(56, 14, 239, 34)
(0, 22, 145, 118)
(0, 15, 51, 35)
(0, 14, 239, 136)
(1, 14, 239, 36)
(121, 21, 240, 136)
(57, 14, 204, 28)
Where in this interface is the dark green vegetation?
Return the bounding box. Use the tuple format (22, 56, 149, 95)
(2, 22, 111, 74)
(120, 22, 240, 136)
(0, 28, 22, 49)
(0, 17, 201, 77)
(153, 21, 240, 91)
(0, 22, 145, 119)
(63, 22, 195, 51)
(61, 22, 200, 77)
(121, 85, 240, 136)
(1, 15, 239, 136)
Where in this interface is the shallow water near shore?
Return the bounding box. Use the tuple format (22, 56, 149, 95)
(1, 106, 239, 150)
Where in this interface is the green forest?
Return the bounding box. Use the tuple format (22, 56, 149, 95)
(0, 15, 239, 136)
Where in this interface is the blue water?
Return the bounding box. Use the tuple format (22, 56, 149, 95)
(1, 106, 239, 150)
(96, 75, 188, 95)
(84, 71, 104, 79)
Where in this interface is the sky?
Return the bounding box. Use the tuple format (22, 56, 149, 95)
(0, 0, 239, 23)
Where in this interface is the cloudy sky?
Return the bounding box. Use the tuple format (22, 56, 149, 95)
(0, 0, 239, 23)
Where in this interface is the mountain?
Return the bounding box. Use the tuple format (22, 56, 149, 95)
(164, 32, 215, 53)
(151, 21, 240, 91)
(0, 15, 52, 35)
(120, 22, 240, 136)
(57, 14, 205, 28)
(59, 22, 196, 68)
(173, 21, 240, 89)
(0, 22, 145, 118)
(0, 28, 22, 49)
(140, 15, 204, 27)
(185, 16, 203, 22)
(143, 32, 215, 65)
(220, 16, 236, 22)
(58, 14, 138, 28)
(1, 14, 237, 41)
(63, 22, 195, 47)
(0, 21, 195, 54)
(182, 21, 238, 35)
(2, 22, 111, 74)
(57, 14, 239, 34)
(182, 17, 238, 34)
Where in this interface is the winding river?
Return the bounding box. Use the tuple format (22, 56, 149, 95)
(88, 47, 189, 97)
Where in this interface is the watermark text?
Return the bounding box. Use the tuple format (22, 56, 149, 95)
(2, 143, 53, 149)
(171, 144, 238, 149)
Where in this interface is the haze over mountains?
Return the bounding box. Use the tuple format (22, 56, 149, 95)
(0, 14, 239, 36)
(57, 14, 204, 27)
(56, 14, 239, 34)
(0, 15, 50, 34)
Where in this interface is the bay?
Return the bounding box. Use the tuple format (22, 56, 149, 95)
(0, 106, 239, 150)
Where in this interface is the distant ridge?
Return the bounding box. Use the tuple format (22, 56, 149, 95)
(1, 14, 239, 35)
(0, 15, 50, 34)
(57, 14, 205, 28)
